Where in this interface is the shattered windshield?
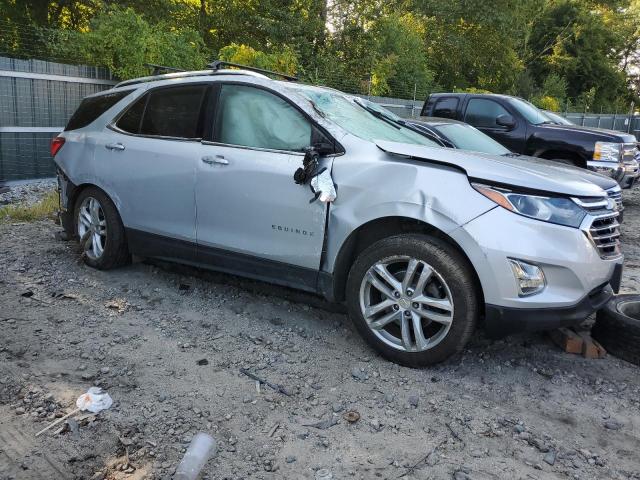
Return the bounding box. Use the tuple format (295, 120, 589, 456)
(287, 84, 438, 146)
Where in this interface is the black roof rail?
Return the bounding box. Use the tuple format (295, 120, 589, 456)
(208, 60, 298, 81)
(145, 63, 187, 75)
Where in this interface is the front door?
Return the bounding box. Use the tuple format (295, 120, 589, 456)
(195, 83, 331, 288)
(463, 97, 525, 153)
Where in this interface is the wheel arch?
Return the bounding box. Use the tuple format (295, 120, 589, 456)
(325, 216, 484, 307)
(537, 149, 587, 167)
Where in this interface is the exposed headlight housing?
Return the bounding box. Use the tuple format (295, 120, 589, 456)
(472, 183, 588, 228)
(508, 259, 546, 296)
(593, 142, 622, 163)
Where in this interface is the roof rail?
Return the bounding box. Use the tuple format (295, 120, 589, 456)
(208, 60, 298, 81)
(144, 63, 186, 75)
(113, 68, 270, 89)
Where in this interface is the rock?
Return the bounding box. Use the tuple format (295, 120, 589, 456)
(285, 456, 296, 464)
(408, 394, 419, 408)
(331, 402, 343, 413)
(351, 368, 367, 381)
(100, 367, 110, 374)
(604, 420, 622, 430)
(470, 449, 484, 458)
(196, 358, 209, 366)
(15, 407, 25, 415)
(544, 451, 556, 466)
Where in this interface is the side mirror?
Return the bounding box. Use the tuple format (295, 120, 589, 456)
(313, 141, 335, 156)
(496, 114, 515, 129)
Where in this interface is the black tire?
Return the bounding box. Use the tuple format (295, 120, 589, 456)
(346, 234, 478, 367)
(592, 295, 640, 366)
(73, 187, 130, 270)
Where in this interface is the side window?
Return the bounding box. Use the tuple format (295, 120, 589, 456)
(214, 84, 312, 151)
(116, 94, 147, 134)
(139, 85, 207, 138)
(433, 97, 458, 118)
(464, 99, 510, 128)
(65, 90, 131, 131)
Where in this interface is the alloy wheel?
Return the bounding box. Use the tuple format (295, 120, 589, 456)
(359, 255, 454, 352)
(77, 196, 107, 260)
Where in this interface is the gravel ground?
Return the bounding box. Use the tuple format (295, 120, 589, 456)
(0, 180, 57, 207)
(0, 185, 639, 480)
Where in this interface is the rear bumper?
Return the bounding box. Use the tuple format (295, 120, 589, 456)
(484, 263, 622, 337)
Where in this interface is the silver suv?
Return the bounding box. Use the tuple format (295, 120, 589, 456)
(53, 65, 624, 367)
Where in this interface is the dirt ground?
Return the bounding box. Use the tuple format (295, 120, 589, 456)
(1, 187, 639, 480)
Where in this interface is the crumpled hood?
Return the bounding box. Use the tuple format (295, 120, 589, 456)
(376, 141, 606, 197)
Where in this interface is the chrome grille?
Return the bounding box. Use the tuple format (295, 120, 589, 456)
(622, 143, 637, 164)
(606, 188, 623, 211)
(585, 212, 621, 259)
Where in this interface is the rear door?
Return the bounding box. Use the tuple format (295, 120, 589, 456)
(93, 84, 207, 249)
(463, 97, 526, 152)
(195, 82, 332, 288)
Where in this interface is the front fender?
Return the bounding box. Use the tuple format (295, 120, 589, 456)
(323, 147, 496, 273)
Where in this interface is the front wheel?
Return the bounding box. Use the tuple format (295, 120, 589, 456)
(346, 234, 479, 367)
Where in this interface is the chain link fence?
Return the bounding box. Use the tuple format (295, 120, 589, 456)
(1, 54, 638, 181)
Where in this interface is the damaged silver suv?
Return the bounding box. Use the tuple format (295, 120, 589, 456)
(53, 63, 624, 367)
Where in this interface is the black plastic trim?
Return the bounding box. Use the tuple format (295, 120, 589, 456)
(126, 228, 321, 294)
(484, 284, 614, 338)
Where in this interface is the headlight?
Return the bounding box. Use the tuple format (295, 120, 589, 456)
(472, 183, 587, 228)
(593, 142, 622, 163)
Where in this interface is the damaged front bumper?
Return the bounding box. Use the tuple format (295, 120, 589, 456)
(450, 206, 624, 337)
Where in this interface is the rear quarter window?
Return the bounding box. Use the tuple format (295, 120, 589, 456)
(65, 90, 131, 131)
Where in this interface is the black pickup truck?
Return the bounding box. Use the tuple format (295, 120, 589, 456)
(421, 93, 639, 188)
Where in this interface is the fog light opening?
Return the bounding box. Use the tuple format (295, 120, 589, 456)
(508, 259, 546, 297)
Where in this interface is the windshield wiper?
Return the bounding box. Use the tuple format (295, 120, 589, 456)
(354, 99, 402, 129)
(502, 152, 521, 157)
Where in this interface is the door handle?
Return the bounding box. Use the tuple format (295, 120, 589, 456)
(105, 142, 125, 151)
(202, 155, 229, 165)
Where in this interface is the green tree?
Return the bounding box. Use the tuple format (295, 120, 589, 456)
(52, 6, 206, 79)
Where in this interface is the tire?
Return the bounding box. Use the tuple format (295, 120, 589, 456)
(346, 234, 478, 367)
(592, 295, 640, 366)
(73, 187, 130, 270)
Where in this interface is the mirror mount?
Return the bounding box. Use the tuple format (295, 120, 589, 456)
(496, 114, 516, 129)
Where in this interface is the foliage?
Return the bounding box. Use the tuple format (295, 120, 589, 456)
(535, 95, 561, 112)
(0, 191, 59, 224)
(218, 44, 298, 76)
(0, 0, 639, 108)
(50, 6, 207, 79)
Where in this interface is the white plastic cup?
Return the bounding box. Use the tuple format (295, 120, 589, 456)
(316, 468, 333, 479)
(174, 433, 217, 480)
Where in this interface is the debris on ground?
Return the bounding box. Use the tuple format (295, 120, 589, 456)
(1, 184, 639, 479)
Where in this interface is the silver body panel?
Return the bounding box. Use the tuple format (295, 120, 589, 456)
(55, 73, 623, 319)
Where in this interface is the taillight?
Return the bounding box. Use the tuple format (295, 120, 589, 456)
(50, 137, 65, 157)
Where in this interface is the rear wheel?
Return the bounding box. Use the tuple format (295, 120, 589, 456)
(74, 187, 130, 270)
(346, 234, 478, 367)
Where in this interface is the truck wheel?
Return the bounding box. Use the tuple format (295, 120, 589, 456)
(74, 187, 130, 270)
(346, 234, 478, 367)
(592, 295, 640, 366)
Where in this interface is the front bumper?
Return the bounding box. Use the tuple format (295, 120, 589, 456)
(620, 169, 639, 189)
(485, 264, 621, 337)
(587, 160, 625, 184)
(450, 206, 624, 336)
